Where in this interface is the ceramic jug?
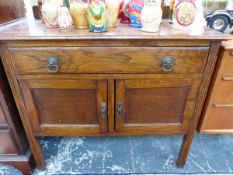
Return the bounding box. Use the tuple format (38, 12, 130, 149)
(70, 0, 88, 29)
(141, 0, 162, 32)
(87, 0, 108, 32)
(172, 0, 197, 30)
(119, 0, 130, 24)
(41, 0, 63, 27)
(105, 0, 121, 28)
(129, 0, 144, 28)
(58, 6, 73, 30)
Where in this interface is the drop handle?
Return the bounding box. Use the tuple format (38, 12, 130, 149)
(161, 57, 174, 72)
(47, 57, 59, 73)
(101, 102, 107, 118)
(117, 102, 123, 117)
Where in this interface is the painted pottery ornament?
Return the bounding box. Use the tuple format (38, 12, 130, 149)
(172, 0, 197, 30)
(129, 0, 144, 27)
(119, 0, 130, 24)
(88, 0, 108, 32)
(41, 0, 63, 27)
(141, 0, 162, 32)
(58, 6, 73, 30)
(169, 0, 175, 23)
(105, 0, 121, 28)
(70, 0, 88, 29)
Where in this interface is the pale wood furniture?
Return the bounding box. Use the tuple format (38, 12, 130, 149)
(0, 19, 231, 170)
(198, 40, 233, 134)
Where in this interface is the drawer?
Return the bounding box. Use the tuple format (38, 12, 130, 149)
(0, 129, 18, 155)
(213, 78, 233, 104)
(9, 47, 208, 74)
(205, 107, 233, 130)
(220, 50, 233, 76)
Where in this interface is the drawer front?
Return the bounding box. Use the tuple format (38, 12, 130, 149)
(221, 50, 233, 76)
(213, 79, 233, 104)
(9, 47, 208, 74)
(205, 107, 233, 130)
(0, 129, 18, 155)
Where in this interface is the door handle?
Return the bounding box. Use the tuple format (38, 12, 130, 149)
(117, 102, 123, 117)
(101, 102, 107, 118)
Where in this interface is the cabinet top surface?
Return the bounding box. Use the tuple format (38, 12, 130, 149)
(0, 19, 232, 41)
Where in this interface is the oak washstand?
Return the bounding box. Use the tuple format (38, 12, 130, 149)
(0, 19, 231, 169)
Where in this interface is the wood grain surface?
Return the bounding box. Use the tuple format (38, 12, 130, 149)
(9, 47, 208, 75)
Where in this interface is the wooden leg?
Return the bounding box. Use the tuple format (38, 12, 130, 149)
(30, 136, 45, 170)
(177, 42, 222, 168)
(177, 133, 194, 168)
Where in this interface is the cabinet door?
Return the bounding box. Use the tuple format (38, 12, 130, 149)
(19, 79, 108, 135)
(115, 78, 201, 134)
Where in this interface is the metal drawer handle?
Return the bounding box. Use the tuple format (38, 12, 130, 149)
(161, 56, 174, 72)
(117, 102, 123, 117)
(101, 102, 107, 118)
(47, 57, 59, 73)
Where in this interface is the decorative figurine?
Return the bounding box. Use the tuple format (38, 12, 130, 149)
(58, 6, 73, 31)
(105, 0, 121, 28)
(70, 0, 88, 29)
(119, 0, 130, 24)
(129, 0, 144, 28)
(172, 0, 197, 30)
(41, 0, 63, 27)
(169, 0, 175, 24)
(141, 0, 162, 32)
(87, 0, 108, 32)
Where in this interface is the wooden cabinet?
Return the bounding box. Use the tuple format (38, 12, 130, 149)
(0, 20, 228, 170)
(0, 0, 25, 25)
(198, 41, 233, 133)
(0, 61, 35, 174)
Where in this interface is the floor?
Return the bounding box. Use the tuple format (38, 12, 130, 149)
(1, 134, 233, 175)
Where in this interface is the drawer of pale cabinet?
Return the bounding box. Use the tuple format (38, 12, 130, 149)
(9, 47, 208, 74)
(219, 50, 233, 76)
(213, 78, 233, 104)
(205, 107, 233, 130)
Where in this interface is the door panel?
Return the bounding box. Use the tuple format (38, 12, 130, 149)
(19, 79, 108, 134)
(125, 87, 190, 123)
(33, 89, 98, 125)
(115, 78, 201, 134)
(0, 129, 18, 155)
(0, 105, 8, 127)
